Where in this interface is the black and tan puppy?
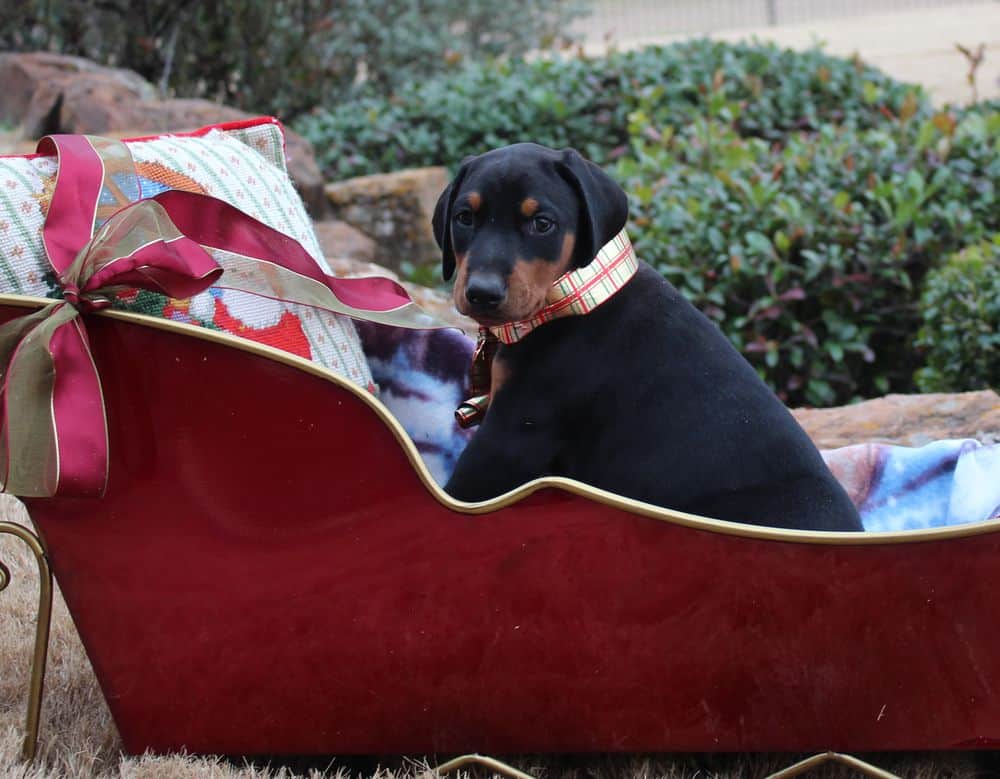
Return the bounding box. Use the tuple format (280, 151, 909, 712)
(434, 143, 861, 531)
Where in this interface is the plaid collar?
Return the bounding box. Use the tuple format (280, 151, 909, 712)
(455, 230, 637, 428)
(490, 229, 637, 345)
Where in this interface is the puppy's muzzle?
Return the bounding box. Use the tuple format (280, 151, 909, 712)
(465, 272, 507, 311)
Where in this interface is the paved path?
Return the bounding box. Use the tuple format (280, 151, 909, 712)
(579, 2, 1000, 104)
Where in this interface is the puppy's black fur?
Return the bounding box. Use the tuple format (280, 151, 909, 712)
(435, 143, 862, 532)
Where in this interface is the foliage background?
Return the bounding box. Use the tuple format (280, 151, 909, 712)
(915, 237, 1000, 393)
(298, 41, 998, 406)
(0, 0, 584, 120)
(0, 5, 995, 406)
(296, 41, 926, 179)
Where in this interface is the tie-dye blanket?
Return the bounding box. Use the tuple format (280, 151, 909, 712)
(823, 440, 1000, 532)
(358, 324, 1000, 532)
(356, 322, 476, 485)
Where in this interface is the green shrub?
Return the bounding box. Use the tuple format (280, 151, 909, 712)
(0, 0, 584, 120)
(297, 39, 998, 407)
(914, 239, 1000, 393)
(615, 104, 999, 407)
(297, 39, 927, 180)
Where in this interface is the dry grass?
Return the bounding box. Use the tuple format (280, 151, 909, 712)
(0, 495, 992, 779)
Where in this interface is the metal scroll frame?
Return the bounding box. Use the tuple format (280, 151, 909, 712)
(0, 519, 53, 762)
(764, 751, 901, 778)
(434, 751, 901, 779)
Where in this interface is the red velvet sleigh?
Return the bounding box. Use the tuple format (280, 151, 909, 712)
(6, 297, 1000, 760)
(2, 123, 998, 779)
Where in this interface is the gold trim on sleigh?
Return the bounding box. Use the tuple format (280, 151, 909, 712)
(0, 291, 997, 546)
(0, 292, 950, 776)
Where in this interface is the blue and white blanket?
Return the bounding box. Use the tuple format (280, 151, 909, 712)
(823, 440, 1000, 532)
(358, 324, 1000, 532)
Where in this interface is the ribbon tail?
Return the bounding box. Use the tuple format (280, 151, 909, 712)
(319, 272, 445, 330)
(0, 304, 107, 497)
(0, 306, 60, 496)
(213, 251, 445, 329)
(153, 190, 449, 330)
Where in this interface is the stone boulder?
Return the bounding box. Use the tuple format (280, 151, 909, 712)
(314, 220, 377, 264)
(0, 51, 154, 131)
(0, 52, 327, 217)
(27, 70, 155, 139)
(325, 167, 449, 274)
(792, 390, 1000, 449)
(0, 130, 35, 157)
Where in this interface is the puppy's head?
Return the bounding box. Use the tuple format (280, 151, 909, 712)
(432, 144, 628, 326)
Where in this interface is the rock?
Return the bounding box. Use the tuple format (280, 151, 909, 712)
(0, 52, 154, 131)
(274, 129, 327, 219)
(792, 390, 1000, 449)
(32, 70, 157, 138)
(0, 130, 35, 156)
(82, 98, 252, 137)
(326, 256, 475, 334)
(325, 167, 449, 273)
(404, 284, 476, 335)
(0, 53, 326, 216)
(326, 256, 404, 281)
(314, 220, 377, 264)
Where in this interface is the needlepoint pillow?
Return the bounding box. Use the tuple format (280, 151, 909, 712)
(0, 117, 375, 390)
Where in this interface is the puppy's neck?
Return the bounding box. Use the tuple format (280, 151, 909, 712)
(455, 230, 635, 428)
(489, 229, 636, 345)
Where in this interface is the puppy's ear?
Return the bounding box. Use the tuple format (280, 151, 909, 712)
(432, 157, 474, 281)
(556, 148, 629, 268)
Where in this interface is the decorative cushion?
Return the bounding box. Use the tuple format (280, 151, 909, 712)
(0, 118, 374, 390)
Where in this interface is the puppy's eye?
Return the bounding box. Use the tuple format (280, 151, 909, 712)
(454, 211, 474, 227)
(532, 216, 554, 234)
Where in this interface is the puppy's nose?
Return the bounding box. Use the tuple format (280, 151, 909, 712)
(466, 274, 507, 309)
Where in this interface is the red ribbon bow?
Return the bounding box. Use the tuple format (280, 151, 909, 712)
(0, 134, 439, 498)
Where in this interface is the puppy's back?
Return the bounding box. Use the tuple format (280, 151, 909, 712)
(514, 263, 862, 531)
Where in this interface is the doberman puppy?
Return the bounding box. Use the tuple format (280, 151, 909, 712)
(434, 143, 862, 531)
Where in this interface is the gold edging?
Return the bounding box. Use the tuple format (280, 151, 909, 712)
(432, 751, 901, 779)
(0, 519, 53, 762)
(3, 293, 1000, 546)
(434, 754, 535, 779)
(765, 751, 900, 779)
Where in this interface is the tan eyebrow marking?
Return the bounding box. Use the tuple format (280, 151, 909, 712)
(467, 192, 482, 211)
(520, 197, 539, 217)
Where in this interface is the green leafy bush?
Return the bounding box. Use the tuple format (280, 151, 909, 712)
(615, 104, 999, 407)
(298, 39, 997, 407)
(914, 239, 1000, 393)
(297, 39, 926, 180)
(0, 0, 583, 120)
